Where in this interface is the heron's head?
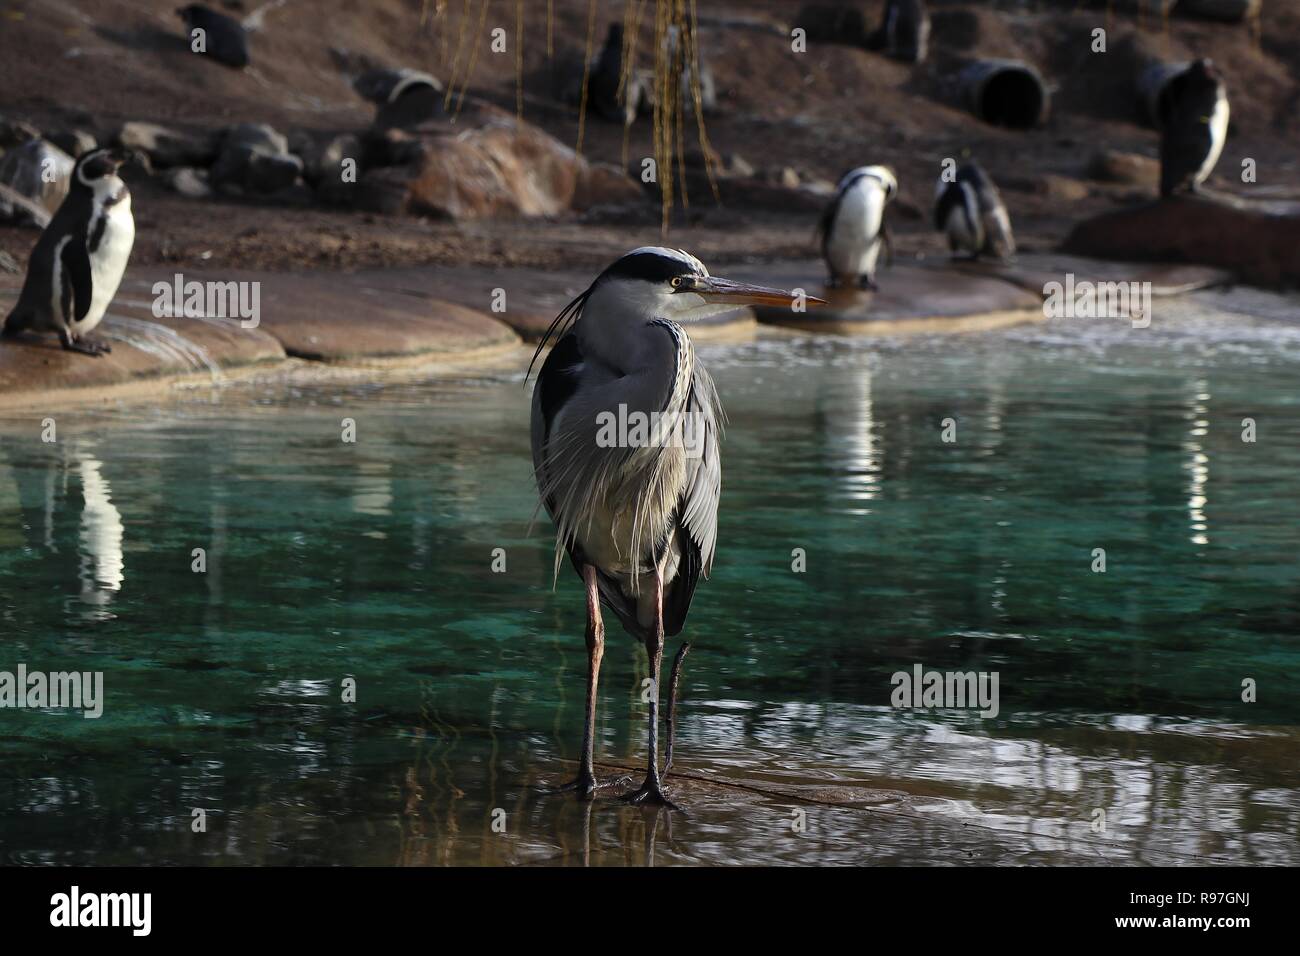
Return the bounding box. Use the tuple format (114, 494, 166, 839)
(72, 147, 132, 196)
(592, 247, 821, 324)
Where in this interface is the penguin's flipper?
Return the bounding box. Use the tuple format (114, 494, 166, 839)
(59, 237, 94, 324)
(881, 220, 895, 270)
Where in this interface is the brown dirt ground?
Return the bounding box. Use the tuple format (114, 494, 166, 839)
(2, 0, 1298, 276)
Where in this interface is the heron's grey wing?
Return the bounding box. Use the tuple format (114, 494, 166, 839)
(660, 357, 722, 637)
(678, 360, 722, 577)
(530, 330, 586, 522)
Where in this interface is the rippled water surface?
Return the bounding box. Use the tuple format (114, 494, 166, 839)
(1, 287, 1298, 865)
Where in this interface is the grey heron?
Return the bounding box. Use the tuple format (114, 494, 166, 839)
(529, 246, 819, 807)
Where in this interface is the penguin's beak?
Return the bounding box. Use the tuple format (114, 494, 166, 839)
(680, 275, 827, 308)
(106, 148, 132, 169)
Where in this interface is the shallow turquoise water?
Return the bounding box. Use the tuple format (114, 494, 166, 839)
(1, 288, 1298, 865)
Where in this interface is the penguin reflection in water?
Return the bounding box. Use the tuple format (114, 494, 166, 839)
(933, 160, 1016, 261)
(2, 148, 135, 357)
(817, 165, 898, 290)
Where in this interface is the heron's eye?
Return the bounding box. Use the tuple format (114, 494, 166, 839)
(670, 276, 683, 289)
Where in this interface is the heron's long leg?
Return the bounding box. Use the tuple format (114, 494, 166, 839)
(663, 641, 691, 777)
(578, 564, 604, 787)
(547, 565, 627, 798)
(623, 566, 681, 809)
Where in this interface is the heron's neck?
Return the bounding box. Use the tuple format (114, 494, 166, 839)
(576, 281, 669, 372)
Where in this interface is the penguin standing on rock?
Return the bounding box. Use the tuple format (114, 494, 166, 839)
(1159, 58, 1229, 197)
(817, 166, 898, 290)
(934, 161, 1016, 261)
(2, 148, 135, 357)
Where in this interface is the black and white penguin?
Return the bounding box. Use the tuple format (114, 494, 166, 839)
(2, 148, 135, 357)
(1159, 58, 1229, 197)
(590, 22, 638, 126)
(877, 0, 930, 64)
(933, 161, 1016, 261)
(176, 4, 250, 68)
(817, 166, 898, 290)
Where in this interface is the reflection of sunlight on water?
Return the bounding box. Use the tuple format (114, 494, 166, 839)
(352, 460, 394, 518)
(1183, 379, 1211, 547)
(825, 367, 881, 515)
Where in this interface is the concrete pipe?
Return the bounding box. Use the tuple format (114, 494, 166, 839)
(959, 60, 1050, 129)
(1137, 61, 1190, 128)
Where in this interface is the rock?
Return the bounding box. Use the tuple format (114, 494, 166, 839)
(795, 3, 873, 47)
(364, 121, 584, 219)
(353, 166, 410, 215)
(362, 127, 425, 168)
(1003, 172, 1090, 202)
(221, 122, 289, 157)
(0, 139, 73, 224)
(573, 162, 644, 211)
(300, 133, 365, 205)
(164, 166, 212, 199)
(46, 129, 97, 158)
(0, 119, 41, 149)
(116, 121, 217, 168)
(1063, 194, 1300, 288)
(1174, 0, 1260, 22)
(176, 4, 250, 68)
(1086, 149, 1159, 186)
(211, 123, 301, 195)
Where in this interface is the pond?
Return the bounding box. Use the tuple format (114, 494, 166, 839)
(1, 286, 1298, 865)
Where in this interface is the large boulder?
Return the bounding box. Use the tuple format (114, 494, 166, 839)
(210, 123, 302, 195)
(1064, 195, 1300, 288)
(0, 139, 73, 224)
(360, 119, 586, 219)
(116, 121, 217, 168)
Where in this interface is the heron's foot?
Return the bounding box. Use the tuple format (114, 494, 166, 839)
(621, 775, 682, 811)
(857, 276, 879, 291)
(545, 771, 631, 800)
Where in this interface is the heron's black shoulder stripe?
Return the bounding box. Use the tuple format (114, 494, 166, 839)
(536, 332, 584, 443)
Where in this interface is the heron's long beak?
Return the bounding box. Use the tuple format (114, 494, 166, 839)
(692, 276, 827, 308)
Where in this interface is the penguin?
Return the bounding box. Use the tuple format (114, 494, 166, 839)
(817, 166, 898, 290)
(176, 4, 250, 68)
(877, 0, 930, 64)
(589, 22, 638, 126)
(2, 148, 135, 357)
(1159, 58, 1229, 197)
(933, 161, 1016, 261)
